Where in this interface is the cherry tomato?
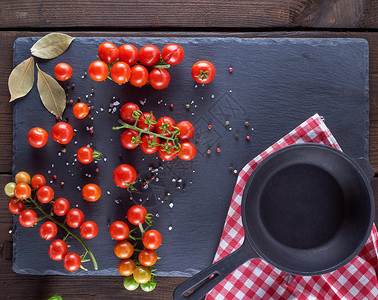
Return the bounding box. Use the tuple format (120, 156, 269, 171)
(82, 183, 101, 202)
(8, 198, 25, 214)
(138, 249, 158, 267)
(127, 205, 147, 225)
(114, 240, 134, 259)
(123, 276, 139, 291)
(27, 127, 48, 148)
(129, 65, 148, 87)
(140, 134, 160, 154)
(111, 62, 131, 84)
(39, 221, 58, 240)
(37, 186, 54, 203)
(66, 209, 84, 228)
(98, 42, 119, 63)
(15, 171, 31, 184)
(88, 60, 109, 82)
(73, 102, 89, 119)
(51, 122, 74, 145)
(48, 239, 68, 261)
(158, 141, 178, 161)
(113, 164, 137, 189)
(120, 129, 139, 149)
(63, 252, 81, 272)
(118, 259, 136, 276)
(119, 44, 139, 66)
(177, 121, 194, 141)
(19, 209, 38, 227)
(120, 102, 140, 123)
(109, 221, 130, 241)
(142, 229, 162, 250)
(161, 43, 184, 65)
(137, 112, 156, 131)
(139, 45, 160, 66)
(4, 182, 16, 197)
(31, 174, 46, 190)
(14, 183, 31, 199)
(77, 147, 94, 164)
(149, 69, 170, 90)
(140, 280, 156, 292)
(191, 60, 216, 84)
(80, 221, 98, 239)
(53, 198, 70, 216)
(54, 63, 73, 81)
(156, 116, 176, 137)
(178, 141, 196, 161)
(133, 266, 151, 284)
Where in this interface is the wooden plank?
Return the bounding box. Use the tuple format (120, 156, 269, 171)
(0, 0, 377, 29)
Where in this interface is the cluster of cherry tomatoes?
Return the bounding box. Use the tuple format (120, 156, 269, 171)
(4, 171, 99, 272)
(109, 205, 161, 292)
(116, 102, 196, 161)
(88, 42, 184, 90)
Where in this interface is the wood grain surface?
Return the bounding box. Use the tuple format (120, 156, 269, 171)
(0, 0, 378, 29)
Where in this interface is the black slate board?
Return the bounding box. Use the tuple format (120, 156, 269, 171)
(12, 37, 369, 276)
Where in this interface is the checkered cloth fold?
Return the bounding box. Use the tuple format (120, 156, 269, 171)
(206, 114, 378, 300)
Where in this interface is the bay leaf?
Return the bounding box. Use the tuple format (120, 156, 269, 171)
(31, 33, 75, 59)
(8, 56, 34, 102)
(36, 64, 66, 119)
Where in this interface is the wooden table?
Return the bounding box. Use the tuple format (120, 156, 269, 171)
(1, 1, 378, 299)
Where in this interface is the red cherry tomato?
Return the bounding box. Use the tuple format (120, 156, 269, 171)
(51, 122, 74, 145)
(113, 164, 137, 189)
(19, 209, 38, 227)
(82, 183, 101, 202)
(31, 174, 46, 190)
(8, 198, 25, 214)
(80, 221, 98, 239)
(156, 116, 176, 137)
(127, 205, 147, 225)
(137, 112, 156, 131)
(178, 141, 197, 161)
(114, 240, 134, 259)
(177, 121, 194, 141)
(191, 60, 216, 84)
(14, 183, 31, 199)
(73, 102, 89, 119)
(140, 134, 160, 154)
(98, 42, 119, 63)
(120, 102, 140, 123)
(118, 259, 136, 276)
(77, 147, 94, 164)
(149, 69, 170, 90)
(66, 209, 84, 228)
(39, 221, 58, 240)
(129, 65, 148, 87)
(63, 252, 81, 272)
(109, 221, 130, 241)
(37, 186, 54, 203)
(88, 60, 109, 82)
(119, 44, 139, 66)
(53, 198, 70, 216)
(142, 229, 162, 250)
(158, 141, 178, 161)
(27, 127, 48, 148)
(138, 249, 158, 267)
(161, 43, 184, 65)
(121, 129, 139, 149)
(49, 239, 68, 261)
(54, 63, 73, 81)
(111, 62, 131, 84)
(139, 45, 160, 66)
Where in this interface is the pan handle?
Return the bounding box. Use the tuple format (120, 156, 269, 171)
(355, 158, 375, 181)
(173, 242, 258, 300)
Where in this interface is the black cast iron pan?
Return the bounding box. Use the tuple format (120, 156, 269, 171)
(174, 143, 375, 300)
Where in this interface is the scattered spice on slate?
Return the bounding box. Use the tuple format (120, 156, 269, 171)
(71, 83, 75, 89)
(245, 121, 249, 127)
(60, 181, 65, 186)
(246, 135, 250, 141)
(170, 104, 174, 110)
(208, 124, 212, 130)
(225, 121, 230, 126)
(95, 168, 99, 173)
(235, 133, 239, 139)
(229, 67, 233, 73)
(53, 175, 57, 180)
(69, 99, 73, 104)
(185, 104, 190, 109)
(77, 97, 81, 102)
(207, 149, 211, 155)
(216, 147, 221, 153)
(61, 147, 66, 153)
(234, 170, 238, 174)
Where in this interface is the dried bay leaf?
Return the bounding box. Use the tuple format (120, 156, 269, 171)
(36, 64, 66, 119)
(31, 33, 75, 59)
(8, 56, 34, 102)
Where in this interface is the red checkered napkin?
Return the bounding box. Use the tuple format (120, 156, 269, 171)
(206, 113, 378, 300)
